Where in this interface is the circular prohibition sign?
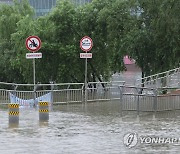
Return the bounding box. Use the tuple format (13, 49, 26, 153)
(25, 36, 42, 52)
(80, 36, 93, 52)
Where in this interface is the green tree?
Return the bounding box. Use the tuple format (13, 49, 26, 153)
(11, 0, 81, 83)
(1, 0, 179, 86)
(121, 0, 180, 79)
(0, 0, 34, 83)
(76, 0, 112, 83)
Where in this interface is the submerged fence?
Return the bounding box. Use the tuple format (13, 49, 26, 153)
(119, 85, 180, 112)
(0, 81, 179, 112)
(0, 82, 85, 105)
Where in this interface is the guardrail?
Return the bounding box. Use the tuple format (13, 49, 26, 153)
(135, 67, 180, 88)
(0, 81, 125, 105)
(0, 81, 179, 112)
(87, 81, 125, 102)
(0, 82, 84, 105)
(119, 85, 180, 112)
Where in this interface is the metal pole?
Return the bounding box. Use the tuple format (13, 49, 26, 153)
(85, 58, 88, 103)
(50, 82, 54, 103)
(178, 68, 180, 88)
(153, 89, 158, 112)
(33, 58, 36, 85)
(33, 58, 36, 106)
(119, 86, 123, 116)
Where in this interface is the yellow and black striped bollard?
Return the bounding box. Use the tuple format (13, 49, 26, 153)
(39, 102, 49, 122)
(8, 104, 19, 126)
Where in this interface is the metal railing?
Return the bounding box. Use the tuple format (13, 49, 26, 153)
(0, 82, 84, 105)
(119, 85, 180, 112)
(87, 81, 125, 102)
(0, 81, 179, 112)
(0, 81, 126, 105)
(135, 67, 180, 88)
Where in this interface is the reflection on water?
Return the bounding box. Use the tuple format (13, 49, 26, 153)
(1, 101, 180, 154)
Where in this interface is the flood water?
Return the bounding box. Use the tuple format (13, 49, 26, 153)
(0, 69, 180, 153)
(1, 101, 180, 154)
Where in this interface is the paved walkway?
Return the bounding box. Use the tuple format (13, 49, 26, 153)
(111, 64, 141, 85)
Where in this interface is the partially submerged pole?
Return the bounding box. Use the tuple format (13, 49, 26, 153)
(39, 102, 49, 122)
(9, 104, 19, 127)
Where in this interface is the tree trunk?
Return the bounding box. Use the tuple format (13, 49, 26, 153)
(89, 62, 105, 89)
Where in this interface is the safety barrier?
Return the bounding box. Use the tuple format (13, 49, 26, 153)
(87, 81, 125, 101)
(0, 81, 179, 112)
(8, 103, 19, 127)
(0, 82, 84, 104)
(135, 67, 180, 88)
(7, 102, 50, 127)
(0, 81, 125, 104)
(119, 85, 180, 112)
(39, 102, 49, 121)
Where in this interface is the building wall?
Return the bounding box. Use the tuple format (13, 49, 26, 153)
(29, 0, 56, 16)
(0, 0, 13, 4)
(72, 0, 92, 6)
(29, 0, 92, 16)
(0, 0, 92, 16)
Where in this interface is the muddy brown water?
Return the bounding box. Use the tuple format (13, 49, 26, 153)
(0, 101, 180, 154)
(0, 69, 179, 153)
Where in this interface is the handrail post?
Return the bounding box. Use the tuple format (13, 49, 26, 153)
(135, 87, 141, 115)
(119, 86, 124, 102)
(13, 84, 18, 104)
(119, 85, 124, 115)
(50, 81, 54, 104)
(153, 88, 158, 112)
(67, 84, 70, 103)
(81, 84, 84, 103)
(166, 71, 170, 87)
(178, 68, 180, 88)
(34, 84, 37, 107)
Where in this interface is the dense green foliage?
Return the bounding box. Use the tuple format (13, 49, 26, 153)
(0, 0, 179, 84)
(122, 0, 180, 77)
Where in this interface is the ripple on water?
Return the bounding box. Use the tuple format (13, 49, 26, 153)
(0, 103, 180, 153)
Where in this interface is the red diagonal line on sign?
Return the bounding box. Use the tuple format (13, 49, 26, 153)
(28, 38, 33, 44)
(28, 38, 39, 47)
(28, 38, 39, 49)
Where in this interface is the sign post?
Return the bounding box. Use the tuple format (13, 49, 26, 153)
(25, 36, 42, 106)
(80, 36, 93, 103)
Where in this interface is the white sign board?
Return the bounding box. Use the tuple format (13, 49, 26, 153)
(26, 53, 42, 59)
(80, 53, 92, 59)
